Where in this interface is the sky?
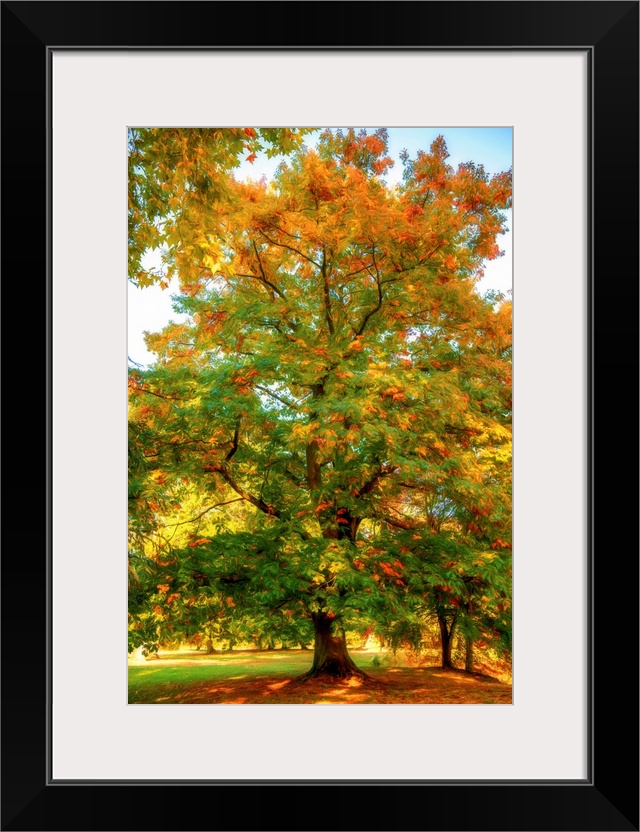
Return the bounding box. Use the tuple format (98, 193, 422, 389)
(128, 127, 512, 367)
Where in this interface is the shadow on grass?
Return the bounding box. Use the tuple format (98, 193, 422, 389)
(129, 651, 511, 705)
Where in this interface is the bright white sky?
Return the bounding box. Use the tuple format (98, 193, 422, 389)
(128, 127, 512, 367)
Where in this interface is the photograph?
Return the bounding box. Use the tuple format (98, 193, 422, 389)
(2, 0, 637, 826)
(128, 126, 513, 705)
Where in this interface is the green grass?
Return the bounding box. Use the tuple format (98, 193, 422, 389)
(128, 648, 512, 704)
(128, 649, 372, 697)
(130, 658, 305, 687)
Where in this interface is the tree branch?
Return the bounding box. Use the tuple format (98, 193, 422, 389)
(356, 465, 400, 499)
(162, 499, 244, 528)
(258, 229, 321, 269)
(225, 419, 241, 462)
(341, 263, 373, 281)
(207, 464, 281, 518)
(444, 423, 480, 436)
(356, 246, 384, 336)
(251, 240, 286, 298)
(254, 384, 299, 410)
(155, 436, 209, 449)
(134, 386, 184, 402)
(306, 439, 321, 491)
(396, 481, 433, 495)
(380, 514, 427, 531)
(321, 246, 335, 336)
(264, 222, 302, 242)
(234, 268, 285, 300)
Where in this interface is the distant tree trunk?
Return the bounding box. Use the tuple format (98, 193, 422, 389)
(465, 635, 473, 673)
(299, 613, 368, 680)
(438, 613, 457, 669)
(205, 622, 216, 654)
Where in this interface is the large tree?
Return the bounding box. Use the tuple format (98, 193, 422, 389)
(128, 128, 512, 679)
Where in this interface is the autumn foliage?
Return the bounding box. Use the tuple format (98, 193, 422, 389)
(128, 128, 512, 680)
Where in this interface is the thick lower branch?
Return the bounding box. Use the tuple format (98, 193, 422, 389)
(207, 464, 280, 518)
(225, 420, 240, 461)
(356, 465, 399, 498)
(306, 439, 321, 491)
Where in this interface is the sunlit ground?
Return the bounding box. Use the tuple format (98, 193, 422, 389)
(128, 649, 512, 705)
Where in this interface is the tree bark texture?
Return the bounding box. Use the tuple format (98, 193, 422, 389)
(300, 613, 367, 680)
(438, 613, 457, 669)
(465, 635, 474, 673)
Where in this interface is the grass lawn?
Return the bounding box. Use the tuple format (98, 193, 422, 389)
(129, 649, 511, 704)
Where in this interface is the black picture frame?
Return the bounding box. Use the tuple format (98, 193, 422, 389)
(2, 2, 638, 830)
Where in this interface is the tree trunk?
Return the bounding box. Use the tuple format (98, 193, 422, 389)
(206, 638, 216, 655)
(438, 614, 457, 669)
(465, 635, 473, 673)
(299, 613, 368, 680)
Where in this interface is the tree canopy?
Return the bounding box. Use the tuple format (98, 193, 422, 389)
(128, 127, 512, 679)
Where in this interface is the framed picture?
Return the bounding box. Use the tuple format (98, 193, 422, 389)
(2, 2, 637, 830)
